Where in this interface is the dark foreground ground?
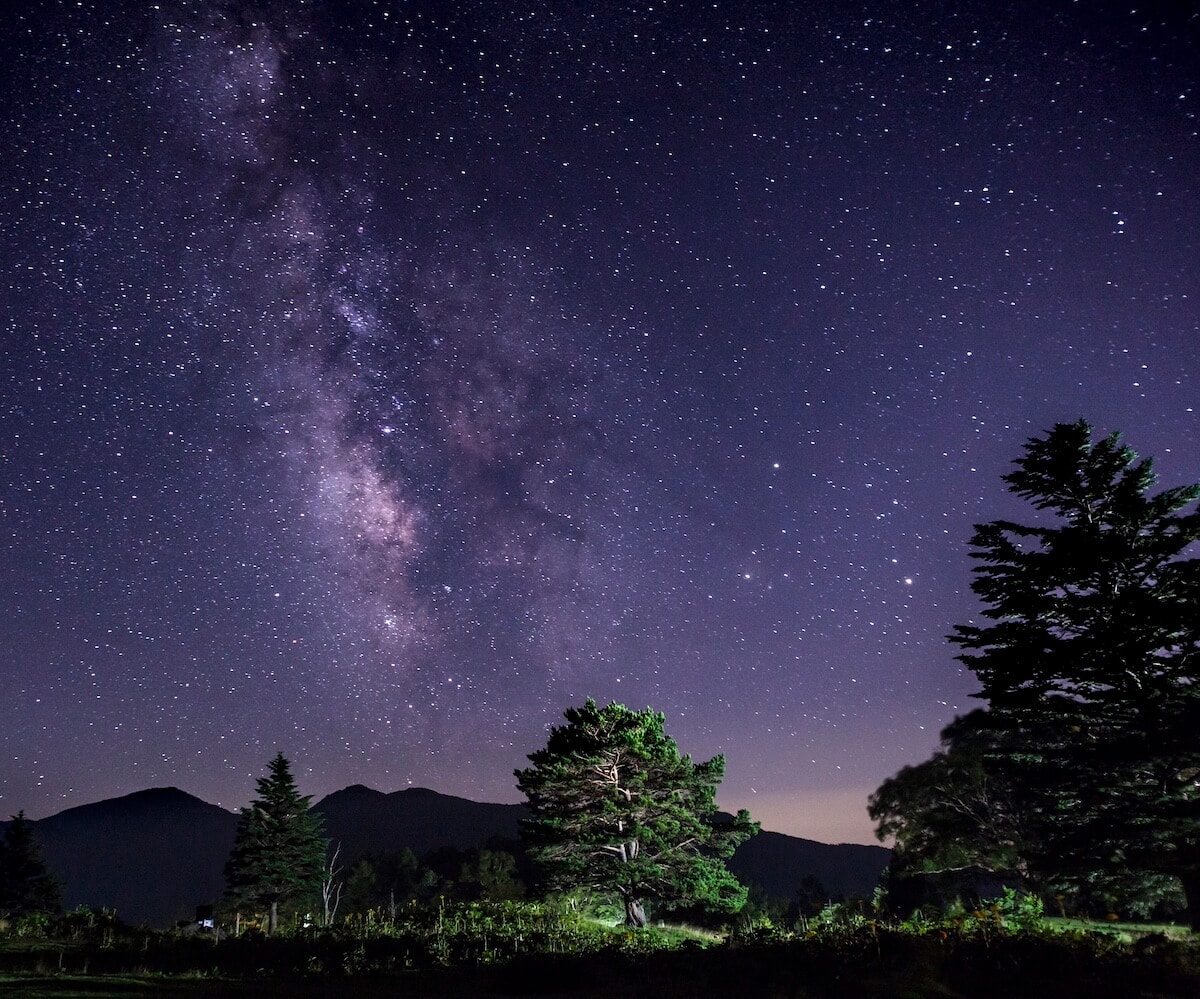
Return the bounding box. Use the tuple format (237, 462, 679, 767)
(3, 932, 1200, 999)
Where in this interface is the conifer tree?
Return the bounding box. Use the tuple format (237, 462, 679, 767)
(516, 699, 757, 926)
(0, 811, 61, 919)
(950, 420, 1200, 926)
(224, 753, 329, 934)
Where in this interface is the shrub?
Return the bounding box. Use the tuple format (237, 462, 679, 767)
(994, 887, 1044, 932)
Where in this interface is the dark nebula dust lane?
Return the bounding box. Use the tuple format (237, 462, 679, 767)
(1, 1, 1196, 843)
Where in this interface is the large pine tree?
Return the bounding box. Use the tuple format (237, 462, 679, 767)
(516, 699, 757, 926)
(951, 420, 1200, 925)
(224, 753, 329, 934)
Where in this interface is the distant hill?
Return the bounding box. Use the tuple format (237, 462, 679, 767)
(312, 784, 526, 857)
(27, 787, 238, 928)
(16, 785, 888, 927)
(728, 829, 889, 902)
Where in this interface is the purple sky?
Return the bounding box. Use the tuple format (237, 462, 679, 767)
(2, 0, 1197, 844)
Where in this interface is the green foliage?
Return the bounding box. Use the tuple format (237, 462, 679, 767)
(339, 844, 526, 915)
(869, 708, 1025, 877)
(458, 848, 526, 901)
(10, 911, 51, 938)
(810, 899, 872, 935)
(1052, 867, 1187, 922)
(361, 847, 441, 911)
(0, 897, 1197, 996)
(224, 753, 329, 935)
(515, 699, 758, 926)
(994, 887, 1044, 931)
(553, 886, 626, 924)
(341, 858, 379, 916)
(0, 812, 61, 919)
(948, 421, 1200, 926)
(329, 898, 700, 967)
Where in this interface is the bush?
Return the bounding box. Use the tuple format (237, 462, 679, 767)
(995, 887, 1044, 932)
(10, 911, 52, 938)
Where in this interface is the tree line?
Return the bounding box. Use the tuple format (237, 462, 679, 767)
(4, 419, 1197, 933)
(220, 702, 759, 933)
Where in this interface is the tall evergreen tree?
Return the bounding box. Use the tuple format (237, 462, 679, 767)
(950, 420, 1200, 926)
(0, 811, 61, 919)
(516, 699, 757, 926)
(224, 753, 329, 934)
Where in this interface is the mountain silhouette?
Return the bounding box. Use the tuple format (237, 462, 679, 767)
(312, 784, 526, 857)
(25, 787, 238, 928)
(16, 785, 888, 927)
(727, 829, 888, 902)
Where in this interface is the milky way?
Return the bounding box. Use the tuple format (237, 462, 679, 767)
(1, 1, 1197, 843)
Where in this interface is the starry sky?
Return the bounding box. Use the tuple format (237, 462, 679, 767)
(1, 1, 1197, 845)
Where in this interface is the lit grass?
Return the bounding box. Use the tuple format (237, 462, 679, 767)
(1044, 916, 1192, 942)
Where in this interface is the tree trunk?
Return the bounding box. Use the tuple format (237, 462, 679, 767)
(268, 900, 279, 936)
(1180, 869, 1200, 933)
(625, 897, 648, 928)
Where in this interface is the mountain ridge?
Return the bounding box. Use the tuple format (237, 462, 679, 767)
(11, 785, 888, 927)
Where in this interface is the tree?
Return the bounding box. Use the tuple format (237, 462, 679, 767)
(515, 699, 758, 927)
(320, 841, 343, 927)
(341, 859, 378, 917)
(872, 649, 1187, 917)
(0, 811, 61, 919)
(457, 848, 526, 901)
(354, 847, 440, 911)
(869, 709, 1024, 878)
(950, 420, 1200, 926)
(224, 753, 329, 934)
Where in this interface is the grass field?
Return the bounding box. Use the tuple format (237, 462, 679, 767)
(1043, 916, 1192, 942)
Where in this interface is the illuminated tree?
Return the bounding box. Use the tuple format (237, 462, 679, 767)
(516, 699, 757, 926)
(224, 753, 329, 934)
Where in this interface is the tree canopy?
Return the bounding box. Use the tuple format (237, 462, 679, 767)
(948, 420, 1200, 924)
(224, 753, 329, 934)
(0, 811, 61, 919)
(515, 699, 757, 927)
(868, 709, 1023, 878)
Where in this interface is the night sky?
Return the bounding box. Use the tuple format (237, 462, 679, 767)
(2, 1, 1197, 845)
